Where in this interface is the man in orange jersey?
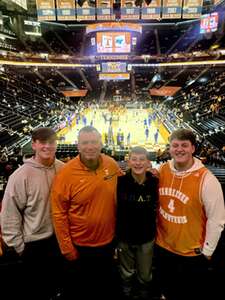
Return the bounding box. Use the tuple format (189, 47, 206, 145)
(155, 128, 225, 300)
(51, 126, 122, 300)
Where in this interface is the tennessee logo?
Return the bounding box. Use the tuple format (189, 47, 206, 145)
(104, 168, 109, 176)
(104, 172, 117, 180)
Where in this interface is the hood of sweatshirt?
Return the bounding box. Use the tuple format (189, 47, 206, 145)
(23, 157, 60, 169)
(166, 157, 206, 192)
(168, 157, 205, 177)
(22, 157, 64, 189)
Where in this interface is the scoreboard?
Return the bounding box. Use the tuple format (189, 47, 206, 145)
(200, 12, 219, 34)
(96, 32, 131, 54)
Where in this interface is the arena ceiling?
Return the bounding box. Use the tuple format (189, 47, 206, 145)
(0, 1, 225, 101)
(0, 1, 221, 19)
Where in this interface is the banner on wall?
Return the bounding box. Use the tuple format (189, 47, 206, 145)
(56, 0, 76, 20)
(162, 0, 182, 19)
(121, 0, 140, 20)
(36, 0, 56, 21)
(76, 0, 96, 21)
(96, 0, 115, 20)
(141, 0, 161, 20)
(182, 0, 203, 19)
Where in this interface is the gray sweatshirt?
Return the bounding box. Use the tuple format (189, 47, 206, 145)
(1, 157, 64, 253)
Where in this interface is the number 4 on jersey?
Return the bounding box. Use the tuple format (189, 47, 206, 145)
(168, 199, 175, 213)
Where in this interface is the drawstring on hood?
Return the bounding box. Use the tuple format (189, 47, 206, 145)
(168, 157, 206, 193)
(169, 172, 184, 194)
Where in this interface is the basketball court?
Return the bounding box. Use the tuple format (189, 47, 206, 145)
(58, 107, 168, 152)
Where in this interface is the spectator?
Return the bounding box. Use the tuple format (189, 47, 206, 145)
(155, 128, 225, 300)
(116, 146, 158, 299)
(1, 127, 64, 300)
(50, 125, 122, 300)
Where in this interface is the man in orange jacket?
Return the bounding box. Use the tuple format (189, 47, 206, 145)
(51, 125, 122, 300)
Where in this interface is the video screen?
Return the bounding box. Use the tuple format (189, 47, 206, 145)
(99, 73, 130, 80)
(200, 12, 218, 34)
(0, 15, 15, 37)
(96, 32, 131, 53)
(101, 62, 127, 73)
(24, 20, 42, 36)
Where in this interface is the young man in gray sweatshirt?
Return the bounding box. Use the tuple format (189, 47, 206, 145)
(1, 127, 64, 300)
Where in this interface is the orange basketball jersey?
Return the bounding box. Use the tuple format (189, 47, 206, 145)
(156, 162, 208, 256)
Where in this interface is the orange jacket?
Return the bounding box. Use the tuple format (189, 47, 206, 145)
(51, 154, 120, 260)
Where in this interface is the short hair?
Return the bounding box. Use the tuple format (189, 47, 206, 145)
(169, 128, 196, 146)
(78, 126, 101, 141)
(129, 146, 149, 159)
(32, 127, 57, 142)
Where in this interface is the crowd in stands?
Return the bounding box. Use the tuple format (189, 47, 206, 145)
(0, 60, 225, 203)
(155, 69, 225, 150)
(1, 132, 225, 205)
(0, 66, 83, 149)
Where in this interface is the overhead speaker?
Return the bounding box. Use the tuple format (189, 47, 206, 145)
(135, 0, 152, 6)
(77, 0, 95, 7)
(77, 0, 86, 7)
(88, 0, 96, 6)
(135, 0, 142, 6)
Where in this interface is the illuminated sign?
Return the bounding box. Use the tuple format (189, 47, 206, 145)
(101, 62, 127, 73)
(86, 22, 142, 34)
(99, 73, 130, 80)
